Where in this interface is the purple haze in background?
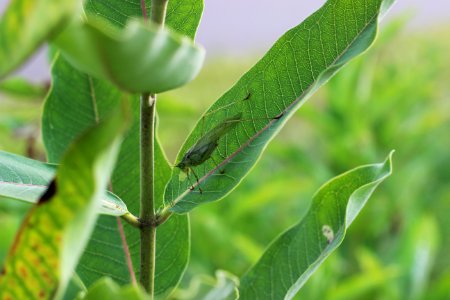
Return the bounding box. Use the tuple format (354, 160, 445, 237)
(0, 0, 448, 82)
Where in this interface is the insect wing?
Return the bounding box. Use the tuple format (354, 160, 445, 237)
(186, 140, 218, 167)
(177, 113, 243, 170)
(202, 113, 242, 142)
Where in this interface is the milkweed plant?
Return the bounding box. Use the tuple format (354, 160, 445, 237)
(0, 0, 396, 299)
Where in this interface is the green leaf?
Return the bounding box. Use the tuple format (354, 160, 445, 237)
(0, 0, 78, 78)
(84, 0, 203, 40)
(238, 152, 393, 299)
(0, 77, 48, 98)
(164, 0, 395, 213)
(173, 271, 239, 300)
(54, 17, 205, 93)
(0, 105, 127, 299)
(43, 56, 122, 163)
(77, 277, 147, 300)
(43, 1, 202, 296)
(199, 271, 239, 300)
(0, 151, 128, 216)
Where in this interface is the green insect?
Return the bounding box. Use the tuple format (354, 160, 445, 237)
(176, 113, 243, 192)
(176, 91, 285, 193)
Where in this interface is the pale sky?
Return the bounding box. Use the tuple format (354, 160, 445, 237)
(197, 0, 450, 55)
(0, 0, 448, 81)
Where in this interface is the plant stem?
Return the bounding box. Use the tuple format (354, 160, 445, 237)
(139, 92, 157, 295)
(139, 0, 169, 296)
(151, 0, 169, 26)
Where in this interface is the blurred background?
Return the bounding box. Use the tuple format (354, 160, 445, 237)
(1, 1, 450, 299)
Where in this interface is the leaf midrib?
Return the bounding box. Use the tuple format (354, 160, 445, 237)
(0, 181, 47, 188)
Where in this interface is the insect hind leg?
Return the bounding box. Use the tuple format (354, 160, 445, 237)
(185, 171, 195, 191)
(189, 167, 203, 194)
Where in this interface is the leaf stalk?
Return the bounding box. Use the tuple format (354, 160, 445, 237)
(121, 212, 142, 228)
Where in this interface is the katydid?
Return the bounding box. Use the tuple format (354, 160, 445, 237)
(176, 108, 283, 193)
(176, 113, 243, 193)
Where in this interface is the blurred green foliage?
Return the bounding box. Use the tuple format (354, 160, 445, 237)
(1, 19, 449, 299)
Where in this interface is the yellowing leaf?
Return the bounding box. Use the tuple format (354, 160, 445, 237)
(0, 106, 128, 298)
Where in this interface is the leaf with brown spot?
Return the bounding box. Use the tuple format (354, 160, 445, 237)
(0, 151, 129, 216)
(239, 153, 394, 299)
(0, 105, 128, 299)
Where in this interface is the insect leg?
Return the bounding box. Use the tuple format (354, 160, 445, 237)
(185, 170, 195, 191)
(189, 167, 203, 194)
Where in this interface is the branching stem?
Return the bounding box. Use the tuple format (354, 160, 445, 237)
(139, 0, 169, 297)
(139, 93, 157, 295)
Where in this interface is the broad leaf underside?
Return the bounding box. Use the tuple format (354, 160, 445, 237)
(164, 0, 394, 214)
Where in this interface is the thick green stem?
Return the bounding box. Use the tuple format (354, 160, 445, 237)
(139, 0, 169, 296)
(139, 92, 157, 295)
(151, 0, 169, 26)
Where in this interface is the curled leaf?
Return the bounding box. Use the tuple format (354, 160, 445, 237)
(54, 17, 205, 93)
(0, 151, 129, 216)
(239, 152, 394, 299)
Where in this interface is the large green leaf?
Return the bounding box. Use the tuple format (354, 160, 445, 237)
(0, 151, 128, 216)
(0, 105, 127, 299)
(43, 0, 202, 296)
(0, 0, 78, 78)
(164, 0, 395, 213)
(54, 17, 204, 93)
(84, 0, 202, 39)
(239, 152, 393, 299)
